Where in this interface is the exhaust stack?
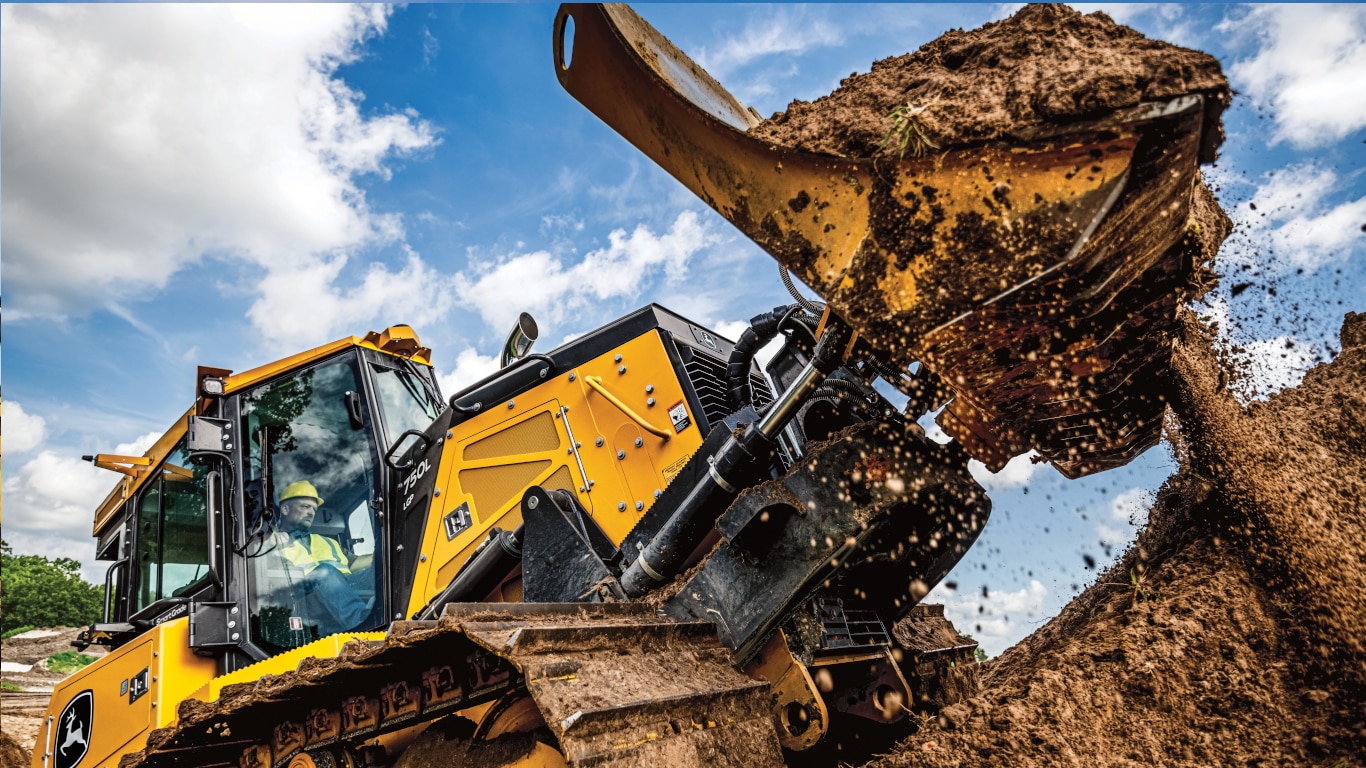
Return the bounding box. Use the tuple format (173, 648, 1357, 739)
(500, 312, 539, 368)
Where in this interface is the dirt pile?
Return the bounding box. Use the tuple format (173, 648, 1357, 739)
(0, 627, 101, 761)
(863, 311, 1365, 767)
(752, 3, 1228, 159)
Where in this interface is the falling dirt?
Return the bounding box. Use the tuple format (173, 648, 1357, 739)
(863, 310, 1366, 768)
(752, 3, 1228, 161)
(751, 3, 1366, 766)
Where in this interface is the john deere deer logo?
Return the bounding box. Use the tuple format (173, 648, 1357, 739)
(54, 690, 93, 768)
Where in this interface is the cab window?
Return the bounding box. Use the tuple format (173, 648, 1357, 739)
(370, 359, 442, 448)
(132, 443, 210, 613)
(238, 352, 384, 652)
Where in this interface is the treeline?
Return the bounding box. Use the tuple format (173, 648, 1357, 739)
(1, 539, 104, 634)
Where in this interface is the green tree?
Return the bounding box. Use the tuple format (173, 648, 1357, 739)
(1, 539, 104, 633)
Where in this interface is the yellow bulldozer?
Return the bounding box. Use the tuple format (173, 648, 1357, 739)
(36, 5, 1223, 768)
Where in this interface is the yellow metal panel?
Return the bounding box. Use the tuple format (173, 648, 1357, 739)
(564, 331, 704, 544)
(540, 465, 576, 495)
(463, 411, 559, 460)
(407, 327, 706, 616)
(151, 620, 218, 729)
(38, 619, 216, 768)
(414, 400, 574, 614)
(459, 461, 554, 521)
(204, 632, 386, 701)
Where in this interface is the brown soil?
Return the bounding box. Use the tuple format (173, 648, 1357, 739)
(738, 4, 1364, 765)
(864, 311, 1366, 768)
(0, 731, 28, 768)
(1, 627, 103, 760)
(752, 3, 1227, 160)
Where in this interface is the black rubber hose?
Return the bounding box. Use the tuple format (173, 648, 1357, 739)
(812, 377, 874, 404)
(727, 304, 810, 410)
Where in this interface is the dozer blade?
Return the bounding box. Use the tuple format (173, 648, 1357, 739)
(122, 604, 782, 768)
(555, 4, 1220, 477)
(557, 3, 1136, 344)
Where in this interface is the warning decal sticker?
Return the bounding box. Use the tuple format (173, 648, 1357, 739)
(668, 401, 690, 433)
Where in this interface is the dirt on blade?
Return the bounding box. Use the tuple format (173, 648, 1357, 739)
(752, 3, 1228, 159)
(754, 3, 1366, 766)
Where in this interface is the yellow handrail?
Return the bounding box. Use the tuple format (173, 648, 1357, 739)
(583, 376, 671, 440)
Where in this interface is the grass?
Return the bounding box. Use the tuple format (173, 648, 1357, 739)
(1, 681, 25, 693)
(880, 102, 940, 159)
(45, 651, 98, 675)
(1130, 567, 1159, 603)
(1, 625, 35, 640)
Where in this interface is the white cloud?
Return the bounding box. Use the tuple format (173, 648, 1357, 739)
(931, 579, 1048, 657)
(695, 9, 844, 81)
(454, 211, 720, 333)
(3, 430, 165, 582)
(1196, 294, 1325, 400)
(247, 249, 458, 352)
(1217, 5, 1366, 148)
(1096, 487, 1151, 545)
(1212, 164, 1365, 274)
(969, 451, 1042, 491)
(3, 401, 48, 454)
(438, 347, 501, 397)
(2, 4, 438, 334)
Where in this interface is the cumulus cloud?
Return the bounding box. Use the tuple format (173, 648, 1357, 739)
(454, 211, 721, 333)
(2, 4, 438, 339)
(438, 347, 501, 397)
(2, 430, 160, 582)
(932, 579, 1048, 657)
(1231, 165, 1366, 274)
(1217, 5, 1366, 149)
(969, 452, 1043, 491)
(3, 401, 48, 454)
(248, 249, 458, 352)
(1096, 487, 1152, 545)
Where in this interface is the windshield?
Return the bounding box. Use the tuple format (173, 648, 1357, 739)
(371, 359, 442, 447)
(238, 352, 384, 652)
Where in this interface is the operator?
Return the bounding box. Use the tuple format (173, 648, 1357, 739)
(273, 481, 370, 634)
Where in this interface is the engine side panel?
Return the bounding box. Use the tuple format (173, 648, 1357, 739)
(404, 328, 708, 619)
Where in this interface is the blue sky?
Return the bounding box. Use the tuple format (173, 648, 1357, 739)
(3, 4, 1363, 656)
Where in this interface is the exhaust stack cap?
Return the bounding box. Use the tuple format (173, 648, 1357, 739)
(501, 312, 539, 368)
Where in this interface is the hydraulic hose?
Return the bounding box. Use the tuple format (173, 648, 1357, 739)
(620, 320, 853, 598)
(726, 304, 818, 410)
(414, 525, 524, 620)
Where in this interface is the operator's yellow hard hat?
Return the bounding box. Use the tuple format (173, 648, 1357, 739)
(279, 480, 324, 505)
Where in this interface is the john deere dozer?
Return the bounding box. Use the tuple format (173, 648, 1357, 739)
(37, 5, 1224, 768)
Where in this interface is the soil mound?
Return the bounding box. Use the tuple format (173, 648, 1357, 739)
(0, 731, 28, 768)
(752, 3, 1228, 158)
(863, 313, 1366, 766)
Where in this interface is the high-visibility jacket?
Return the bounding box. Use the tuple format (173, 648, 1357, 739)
(278, 532, 351, 576)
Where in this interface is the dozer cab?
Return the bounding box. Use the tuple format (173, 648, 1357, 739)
(37, 5, 1224, 768)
